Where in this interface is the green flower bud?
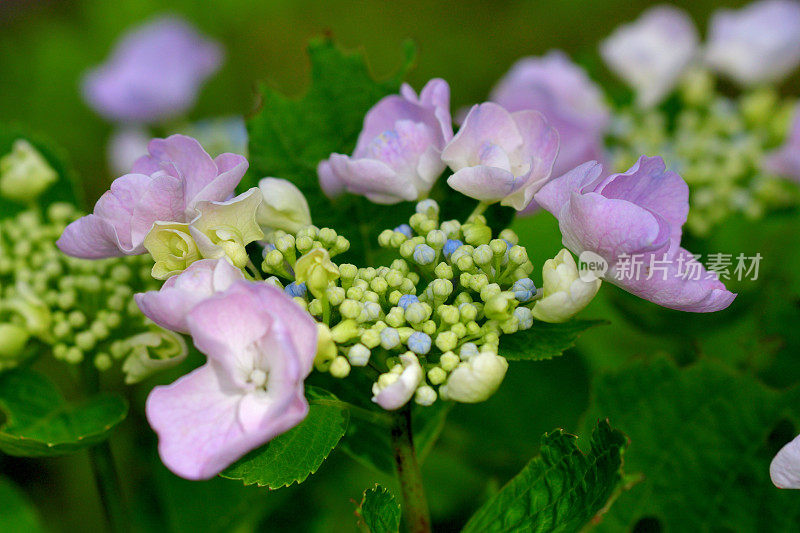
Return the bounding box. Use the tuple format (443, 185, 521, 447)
(67, 311, 86, 328)
(480, 283, 502, 302)
(331, 319, 360, 343)
(0, 324, 29, 362)
(329, 356, 351, 378)
(386, 307, 406, 328)
(389, 231, 407, 248)
(439, 352, 508, 403)
(437, 305, 460, 325)
(415, 385, 437, 406)
(435, 331, 458, 352)
(378, 229, 395, 247)
(440, 220, 461, 238)
(434, 262, 454, 280)
(347, 344, 371, 366)
(421, 320, 436, 335)
(455, 254, 474, 272)
(295, 248, 340, 299)
(498, 229, 518, 245)
(426, 230, 446, 250)
(256, 177, 312, 234)
(473, 244, 493, 266)
(370, 277, 388, 294)
(296, 235, 314, 254)
(440, 351, 460, 372)
(431, 278, 453, 299)
(398, 327, 415, 343)
(469, 273, 489, 293)
(65, 347, 83, 364)
(330, 235, 350, 256)
(415, 199, 440, 218)
(361, 328, 381, 349)
(466, 321, 481, 336)
(462, 222, 491, 246)
(427, 367, 447, 386)
(484, 292, 516, 320)
(314, 323, 337, 370)
(507, 245, 528, 266)
(390, 259, 410, 274)
(326, 286, 346, 306)
(307, 299, 323, 316)
(346, 286, 364, 301)
(94, 353, 113, 372)
(0, 139, 57, 202)
(458, 302, 478, 322)
(405, 302, 429, 324)
(388, 290, 403, 306)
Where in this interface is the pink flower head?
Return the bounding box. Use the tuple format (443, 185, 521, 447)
(490, 51, 610, 180)
(83, 16, 222, 123)
(765, 109, 800, 181)
(317, 79, 453, 204)
(57, 134, 247, 258)
(146, 281, 317, 480)
(771, 433, 800, 489)
(601, 5, 698, 108)
(442, 102, 559, 210)
(134, 258, 244, 333)
(534, 157, 736, 312)
(706, 0, 800, 86)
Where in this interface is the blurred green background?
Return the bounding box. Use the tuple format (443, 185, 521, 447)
(0, 0, 765, 203)
(3, 1, 800, 532)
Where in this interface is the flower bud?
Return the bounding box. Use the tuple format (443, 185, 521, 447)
(330, 356, 351, 378)
(440, 351, 460, 372)
(426, 230, 446, 250)
(532, 249, 601, 323)
(459, 342, 479, 360)
(443, 239, 464, 258)
(511, 278, 537, 302)
(144, 222, 201, 279)
(380, 327, 401, 350)
(405, 302, 430, 325)
(0, 139, 57, 203)
(439, 352, 509, 403)
(413, 244, 436, 266)
(462, 222, 492, 246)
(386, 308, 405, 328)
(407, 331, 432, 355)
(372, 353, 423, 410)
(0, 324, 30, 363)
(435, 331, 458, 352)
(347, 344, 371, 366)
(331, 319, 360, 343)
(507, 245, 528, 266)
(295, 248, 340, 299)
(314, 323, 338, 369)
(415, 385, 437, 406)
(427, 367, 447, 385)
(256, 177, 312, 234)
(514, 306, 534, 330)
(498, 229, 519, 245)
(479, 283, 502, 302)
(473, 244, 493, 266)
(416, 199, 440, 218)
(437, 305, 460, 325)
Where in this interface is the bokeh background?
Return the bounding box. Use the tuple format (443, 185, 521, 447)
(3, 1, 800, 532)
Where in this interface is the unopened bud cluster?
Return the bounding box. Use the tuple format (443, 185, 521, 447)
(266, 199, 544, 409)
(0, 204, 163, 374)
(609, 78, 799, 235)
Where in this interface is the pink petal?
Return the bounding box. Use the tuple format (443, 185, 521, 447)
(329, 153, 417, 204)
(771, 434, 800, 489)
(441, 103, 523, 171)
(189, 152, 248, 207)
(147, 135, 218, 201)
(56, 215, 127, 259)
(534, 161, 604, 216)
(447, 166, 517, 203)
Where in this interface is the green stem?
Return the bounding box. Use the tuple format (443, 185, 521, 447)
(390, 405, 432, 533)
(467, 201, 491, 221)
(81, 362, 129, 533)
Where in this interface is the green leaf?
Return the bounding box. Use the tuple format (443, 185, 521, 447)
(0, 368, 128, 457)
(357, 484, 401, 533)
(0, 477, 44, 533)
(243, 38, 416, 263)
(220, 387, 349, 488)
(462, 420, 628, 533)
(0, 124, 83, 218)
(583, 356, 800, 532)
(500, 319, 607, 361)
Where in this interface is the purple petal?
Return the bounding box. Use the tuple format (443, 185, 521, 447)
(441, 103, 522, 172)
(328, 153, 417, 204)
(447, 166, 517, 203)
(534, 161, 604, 216)
(57, 215, 127, 259)
(771, 434, 800, 489)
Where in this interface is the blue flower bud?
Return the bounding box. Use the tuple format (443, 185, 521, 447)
(407, 331, 432, 355)
(511, 278, 537, 302)
(284, 282, 307, 298)
(394, 224, 413, 238)
(398, 294, 419, 310)
(443, 239, 464, 258)
(413, 244, 436, 266)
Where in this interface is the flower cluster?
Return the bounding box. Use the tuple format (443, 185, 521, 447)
(0, 201, 170, 379)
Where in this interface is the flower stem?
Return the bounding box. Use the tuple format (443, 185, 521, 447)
(80, 362, 130, 533)
(390, 405, 432, 533)
(468, 201, 490, 221)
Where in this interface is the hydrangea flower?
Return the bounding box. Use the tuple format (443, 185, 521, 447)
(490, 51, 610, 180)
(82, 16, 222, 123)
(442, 102, 558, 210)
(146, 281, 317, 480)
(317, 79, 453, 204)
(770, 434, 800, 489)
(705, 0, 800, 86)
(256, 177, 312, 234)
(534, 157, 736, 312)
(58, 135, 248, 259)
(134, 258, 244, 333)
(601, 5, 698, 108)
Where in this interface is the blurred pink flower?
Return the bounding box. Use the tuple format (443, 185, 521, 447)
(490, 51, 610, 181)
(765, 109, 800, 181)
(83, 16, 222, 123)
(146, 281, 317, 480)
(706, 0, 800, 86)
(771, 433, 800, 488)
